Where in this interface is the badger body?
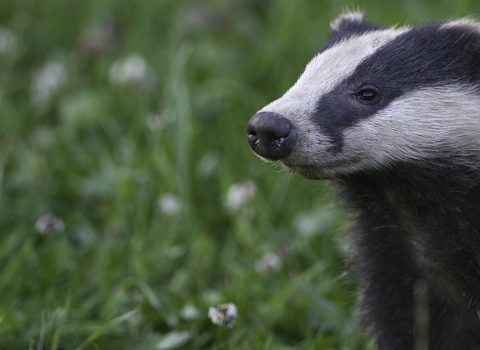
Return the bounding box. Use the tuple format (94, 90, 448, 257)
(247, 13, 480, 350)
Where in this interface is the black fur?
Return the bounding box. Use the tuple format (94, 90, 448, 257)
(335, 158, 480, 349)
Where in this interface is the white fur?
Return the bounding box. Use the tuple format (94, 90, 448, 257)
(345, 86, 480, 169)
(261, 28, 407, 119)
(330, 12, 365, 31)
(440, 18, 480, 32)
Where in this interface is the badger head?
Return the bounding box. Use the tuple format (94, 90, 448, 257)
(247, 13, 480, 179)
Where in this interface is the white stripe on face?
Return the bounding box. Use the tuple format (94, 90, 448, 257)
(343, 85, 480, 171)
(259, 27, 408, 121)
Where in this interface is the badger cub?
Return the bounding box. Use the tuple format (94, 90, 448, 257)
(247, 12, 480, 350)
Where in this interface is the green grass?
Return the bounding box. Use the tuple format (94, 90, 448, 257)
(1, 0, 480, 349)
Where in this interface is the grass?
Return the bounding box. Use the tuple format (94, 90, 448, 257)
(0, 0, 479, 349)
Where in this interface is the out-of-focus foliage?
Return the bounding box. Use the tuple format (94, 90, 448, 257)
(0, 0, 479, 349)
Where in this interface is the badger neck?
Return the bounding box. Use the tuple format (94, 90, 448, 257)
(335, 158, 480, 217)
(333, 157, 480, 267)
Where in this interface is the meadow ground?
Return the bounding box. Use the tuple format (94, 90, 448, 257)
(0, 0, 479, 349)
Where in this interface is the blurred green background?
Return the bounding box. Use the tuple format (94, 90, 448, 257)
(1, 0, 479, 349)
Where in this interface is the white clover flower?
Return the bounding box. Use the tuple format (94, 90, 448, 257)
(31, 60, 67, 109)
(255, 252, 282, 275)
(159, 194, 183, 215)
(225, 180, 257, 212)
(109, 54, 154, 88)
(208, 303, 238, 328)
(0, 26, 18, 55)
(35, 214, 65, 234)
(293, 213, 320, 237)
(196, 152, 219, 179)
(292, 208, 336, 237)
(180, 303, 201, 320)
(145, 113, 166, 131)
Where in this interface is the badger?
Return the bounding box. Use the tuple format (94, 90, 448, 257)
(246, 12, 480, 350)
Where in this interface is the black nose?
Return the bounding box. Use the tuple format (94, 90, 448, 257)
(246, 111, 297, 160)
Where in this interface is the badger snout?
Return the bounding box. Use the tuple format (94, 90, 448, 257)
(247, 111, 297, 160)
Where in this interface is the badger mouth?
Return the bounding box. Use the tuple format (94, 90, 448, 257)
(280, 156, 363, 180)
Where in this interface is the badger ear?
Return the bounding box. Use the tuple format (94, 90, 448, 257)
(330, 12, 382, 37)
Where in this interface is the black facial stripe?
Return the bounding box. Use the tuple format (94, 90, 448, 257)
(312, 80, 396, 153)
(357, 24, 480, 90)
(313, 24, 480, 152)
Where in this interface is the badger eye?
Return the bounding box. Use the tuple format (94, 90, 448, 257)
(355, 89, 378, 102)
(353, 86, 380, 105)
(356, 89, 376, 100)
